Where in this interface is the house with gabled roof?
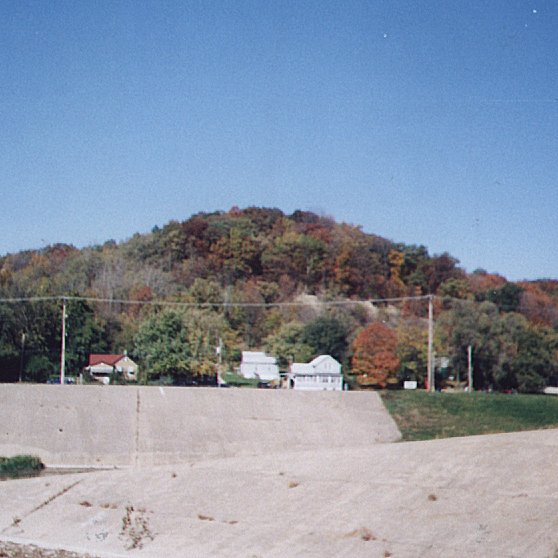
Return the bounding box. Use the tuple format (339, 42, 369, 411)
(239, 351, 280, 383)
(85, 353, 138, 384)
(289, 355, 343, 391)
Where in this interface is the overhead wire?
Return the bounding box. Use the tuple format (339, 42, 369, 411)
(0, 293, 433, 308)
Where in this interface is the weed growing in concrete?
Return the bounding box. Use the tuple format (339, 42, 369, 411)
(120, 505, 154, 550)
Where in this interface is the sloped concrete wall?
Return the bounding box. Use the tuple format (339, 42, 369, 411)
(0, 385, 400, 467)
(1, 385, 137, 467)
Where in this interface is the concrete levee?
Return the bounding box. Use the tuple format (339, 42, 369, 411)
(0, 385, 137, 466)
(0, 385, 400, 467)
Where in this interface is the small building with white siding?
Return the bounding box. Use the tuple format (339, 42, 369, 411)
(239, 351, 280, 383)
(289, 355, 343, 391)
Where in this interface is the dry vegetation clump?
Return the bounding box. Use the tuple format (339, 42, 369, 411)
(0, 542, 97, 558)
(344, 527, 376, 541)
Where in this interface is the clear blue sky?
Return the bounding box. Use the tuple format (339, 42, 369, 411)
(2, 1, 557, 281)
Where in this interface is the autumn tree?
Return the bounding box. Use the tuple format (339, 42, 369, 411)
(331, 224, 387, 297)
(225, 280, 270, 346)
(351, 322, 400, 388)
(396, 322, 428, 386)
(262, 229, 327, 292)
(386, 250, 406, 297)
(518, 283, 558, 327)
(209, 224, 262, 283)
(466, 269, 507, 295)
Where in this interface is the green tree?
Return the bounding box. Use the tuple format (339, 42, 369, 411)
(437, 300, 558, 393)
(489, 313, 558, 392)
(264, 322, 314, 368)
(13, 300, 61, 382)
(301, 316, 348, 362)
(438, 278, 473, 300)
(64, 299, 109, 377)
(133, 308, 229, 383)
(0, 304, 19, 381)
(477, 282, 524, 313)
(436, 300, 500, 389)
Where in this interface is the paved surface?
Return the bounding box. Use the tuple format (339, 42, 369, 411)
(2, 430, 558, 557)
(0, 385, 401, 466)
(2, 386, 558, 557)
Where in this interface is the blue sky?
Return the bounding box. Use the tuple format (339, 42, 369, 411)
(2, 1, 557, 281)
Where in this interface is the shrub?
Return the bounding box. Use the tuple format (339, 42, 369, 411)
(0, 455, 45, 478)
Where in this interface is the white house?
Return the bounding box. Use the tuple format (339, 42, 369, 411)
(239, 351, 280, 383)
(289, 355, 343, 391)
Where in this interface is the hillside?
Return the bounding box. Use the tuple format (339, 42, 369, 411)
(1, 207, 558, 392)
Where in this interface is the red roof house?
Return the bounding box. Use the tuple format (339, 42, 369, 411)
(85, 353, 138, 384)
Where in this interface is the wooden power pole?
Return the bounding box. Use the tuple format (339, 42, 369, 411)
(427, 295, 434, 392)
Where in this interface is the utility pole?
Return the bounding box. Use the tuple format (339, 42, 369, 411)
(19, 332, 26, 382)
(427, 295, 434, 392)
(216, 337, 223, 365)
(60, 298, 67, 384)
(467, 344, 473, 392)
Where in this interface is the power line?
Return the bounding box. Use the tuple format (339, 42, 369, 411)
(0, 296, 61, 303)
(3, 292, 436, 387)
(0, 293, 433, 309)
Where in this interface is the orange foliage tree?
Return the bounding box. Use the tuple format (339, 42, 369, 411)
(351, 322, 400, 388)
(518, 282, 558, 327)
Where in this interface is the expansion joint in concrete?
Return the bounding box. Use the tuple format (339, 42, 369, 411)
(2, 480, 82, 534)
(133, 388, 140, 467)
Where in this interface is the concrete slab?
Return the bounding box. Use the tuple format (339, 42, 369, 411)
(0, 385, 137, 467)
(1, 429, 558, 557)
(3, 386, 558, 557)
(0, 385, 401, 466)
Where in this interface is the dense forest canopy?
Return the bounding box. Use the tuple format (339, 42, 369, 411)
(2, 207, 558, 392)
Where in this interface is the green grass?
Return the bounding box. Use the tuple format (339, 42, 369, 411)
(0, 455, 44, 479)
(221, 372, 260, 387)
(380, 390, 558, 441)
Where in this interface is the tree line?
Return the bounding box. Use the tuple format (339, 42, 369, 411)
(1, 207, 558, 392)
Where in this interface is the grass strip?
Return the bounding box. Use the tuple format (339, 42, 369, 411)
(380, 390, 558, 441)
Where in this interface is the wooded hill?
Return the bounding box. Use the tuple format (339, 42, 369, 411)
(1, 206, 558, 392)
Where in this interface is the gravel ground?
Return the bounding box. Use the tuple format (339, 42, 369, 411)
(0, 542, 96, 558)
